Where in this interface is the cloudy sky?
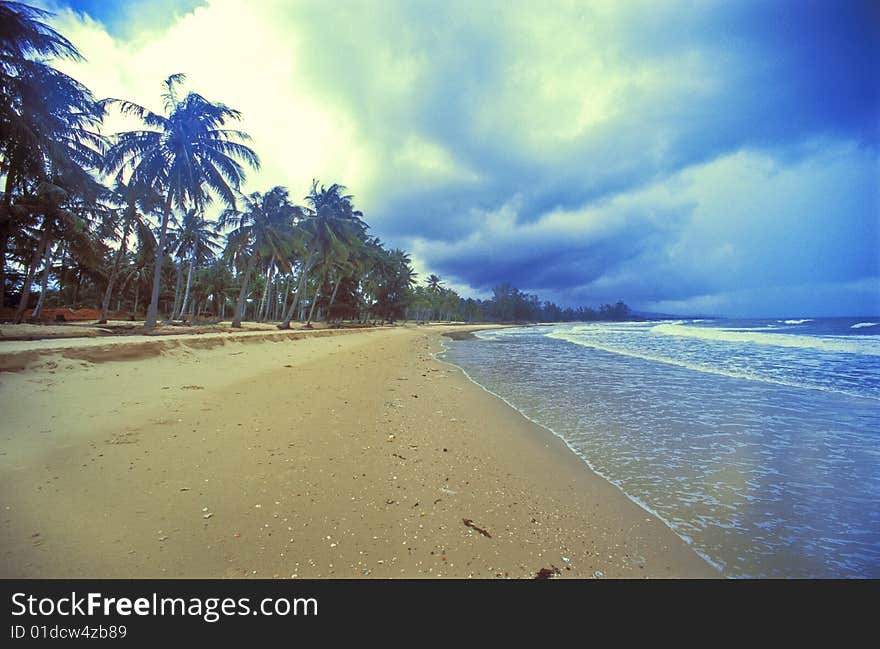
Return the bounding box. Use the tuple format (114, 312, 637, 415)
(41, 0, 879, 316)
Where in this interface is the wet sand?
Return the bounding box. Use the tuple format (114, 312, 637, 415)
(0, 325, 716, 578)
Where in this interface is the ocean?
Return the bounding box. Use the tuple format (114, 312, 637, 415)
(440, 317, 880, 578)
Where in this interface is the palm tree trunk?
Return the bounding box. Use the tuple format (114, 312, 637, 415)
(0, 227, 9, 309)
(327, 275, 343, 321)
(171, 260, 184, 319)
(257, 258, 273, 322)
(306, 292, 317, 326)
(279, 277, 291, 320)
(266, 274, 277, 321)
(56, 245, 68, 307)
(14, 228, 50, 323)
(98, 218, 132, 324)
(231, 255, 256, 328)
(145, 200, 173, 329)
(306, 273, 325, 326)
(179, 257, 195, 321)
(279, 276, 292, 323)
(32, 242, 56, 320)
(0, 167, 16, 308)
(261, 275, 272, 321)
(279, 250, 316, 329)
(71, 269, 81, 309)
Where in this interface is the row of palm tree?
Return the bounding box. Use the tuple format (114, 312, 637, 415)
(408, 274, 462, 321)
(0, 1, 417, 329)
(406, 275, 633, 323)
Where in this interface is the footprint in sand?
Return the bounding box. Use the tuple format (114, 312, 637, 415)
(107, 431, 140, 445)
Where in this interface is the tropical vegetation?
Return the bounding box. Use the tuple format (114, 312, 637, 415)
(0, 1, 631, 328)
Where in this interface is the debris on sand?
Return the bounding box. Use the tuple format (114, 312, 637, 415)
(462, 518, 491, 538)
(534, 566, 561, 579)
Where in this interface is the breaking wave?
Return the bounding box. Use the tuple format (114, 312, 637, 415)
(650, 323, 880, 356)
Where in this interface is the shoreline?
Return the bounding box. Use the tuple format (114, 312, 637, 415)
(0, 325, 716, 578)
(434, 333, 725, 575)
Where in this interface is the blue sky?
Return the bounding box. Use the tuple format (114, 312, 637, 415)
(43, 0, 880, 316)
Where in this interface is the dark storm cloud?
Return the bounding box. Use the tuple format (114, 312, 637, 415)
(49, 0, 880, 314)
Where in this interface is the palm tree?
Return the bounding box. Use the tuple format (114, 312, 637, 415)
(426, 274, 444, 294)
(0, 2, 79, 62)
(376, 248, 417, 323)
(102, 73, 259, 329)
(0, 1, 105, 307)
(31, 185, 108, 319)
(97, 178, 159, 323)
(197, 258, 233, 319)
(219, 186, 297, 328)
(116, 246, 154, 318)
(170, 208, 220, 320)
(12, 167, 106, 322)
(278, 180, 367, 328)
(356, 246, 416, 324)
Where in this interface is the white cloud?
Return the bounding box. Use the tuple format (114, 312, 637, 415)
(34, 0, 879, 315)
(45, 0, 374, 207)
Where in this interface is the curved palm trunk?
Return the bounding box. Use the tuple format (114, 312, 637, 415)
(179, 258, 195, 321)
(306, 271, 326, 326)
(14, 228, 50, 323)
(278, 250, 316, 329)
(145, 200, 173, 329)
(326, 275, 344, 321)
(231, 255, 256, 328)
(115, 271, 134, 311)
(31, 242, 56, 320)
(98, 218, 132, 324)
(305, 290, 319, 326)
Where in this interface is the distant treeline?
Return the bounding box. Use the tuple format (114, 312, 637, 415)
(407, 279, 632, 323)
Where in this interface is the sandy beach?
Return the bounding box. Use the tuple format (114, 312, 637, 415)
(0, 325, 716, 579)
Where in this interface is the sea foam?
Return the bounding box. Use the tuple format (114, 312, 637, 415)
(649, 323, 880, 356)
(546, 330, 874, 399)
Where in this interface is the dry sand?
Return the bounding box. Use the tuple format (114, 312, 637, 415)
(0, 325, 717, 578)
